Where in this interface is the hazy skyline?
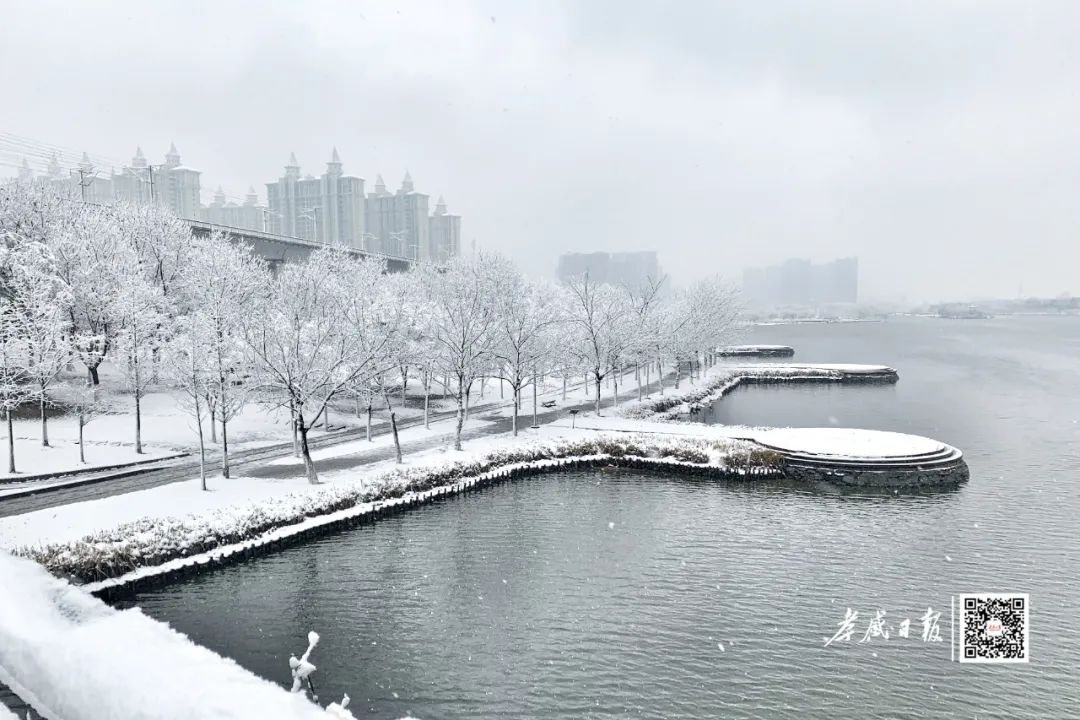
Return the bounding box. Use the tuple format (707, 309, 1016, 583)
(2, 1, 1077, 302)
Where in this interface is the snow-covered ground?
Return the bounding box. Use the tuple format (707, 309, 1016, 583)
(0, 552, 334, 720)
(0, 415, 491, 549)
(754, 427, 944, 458)
(1, 363, 605, 482)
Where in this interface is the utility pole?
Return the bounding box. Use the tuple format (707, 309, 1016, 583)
(530, 369, 539, 429)
(71, 167, 96, 201)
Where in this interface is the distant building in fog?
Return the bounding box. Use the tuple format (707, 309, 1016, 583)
(265, 149, 366, 248)
(206, 185, 267, 231)
(556, 251, 661, 287)
(742, 257, 858, 307)
(110, 144, 202, 219)
(9, 142, 464, 260)
(363, 172, 428, 259)
(428, 195, 461, 262)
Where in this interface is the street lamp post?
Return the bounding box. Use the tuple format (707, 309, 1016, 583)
(299, 206, 322, 243)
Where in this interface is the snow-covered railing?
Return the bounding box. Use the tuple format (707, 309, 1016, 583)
(0, 552, 334, 720)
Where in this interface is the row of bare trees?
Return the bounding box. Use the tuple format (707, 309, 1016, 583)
(0, 182, 739, 485)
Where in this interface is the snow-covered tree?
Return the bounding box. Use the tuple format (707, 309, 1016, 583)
(0, 225, 72, 446)
(563, 272, 635, 414)
(48, 204, 130, 385)
(0, 305, 31, 474)
(490, 262, 563, 435)
(177, 232, 267, 478)
(66, 381, 102, 466)
(418, 253, 501, 450)
(660, 275, 740, 388)
(163, 315, 214, 490)
(246, 249, 372, 483)
(341, 260, 405, 462)
(625, 275, 666, 400)
(118, 202, 194, 301)
(113, 260, 165, 454)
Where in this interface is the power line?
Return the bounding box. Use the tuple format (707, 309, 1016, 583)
(0, 130, 259, 206)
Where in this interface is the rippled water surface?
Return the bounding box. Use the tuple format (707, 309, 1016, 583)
(132, 317, 1080, 719)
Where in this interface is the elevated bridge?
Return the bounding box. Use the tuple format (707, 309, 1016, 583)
(185, 219, 415, 272)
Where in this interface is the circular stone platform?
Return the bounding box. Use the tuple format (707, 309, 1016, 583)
(752, 428, 967, 489)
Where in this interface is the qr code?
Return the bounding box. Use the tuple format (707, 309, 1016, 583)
(959, 593, 1029, 663)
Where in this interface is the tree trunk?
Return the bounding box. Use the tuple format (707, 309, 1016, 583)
(562, 375, 567, 401)
(384, 391, 402, 464)
(512, 387, 519, 436)
(209, 404, 217, 443)
(7, 409, 14, 474)
(645, 363, 651, 397)
(88, 365, 100, 385)
(135, 390, 143, 454)
(40, 391, 49, 447)
(196, 397, 207, 491)
(366, 403, 373, 441)
(454, 396, 465, 451)
(658, 359, 664, 395)
(480, 376, 485, 399)
(424, 388, 430, 429)
(290, 402, 299, 457)
(78, 414, 86, 464)
(674, 360, 681, 390)
(464, 384, 471, 423)
(595, 371, 602, 415)
(532, 372, 538, 427)
(324, 404, 330, 430)
(298, 421, 318, 484)
(613, 373, 619, 408)
(221, 416, 230, 479)
(400, 367, 409, 405)
(390, 410, 402, 463)
(500, 377, 504, 399)
(354, 393, 361, 418)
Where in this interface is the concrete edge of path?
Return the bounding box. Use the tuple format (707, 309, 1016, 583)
(0, 452, 191, 500)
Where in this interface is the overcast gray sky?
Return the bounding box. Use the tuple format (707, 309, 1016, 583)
(1, 1, 1077, 302)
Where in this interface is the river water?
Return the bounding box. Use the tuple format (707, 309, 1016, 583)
(131, 317, 1080, 719)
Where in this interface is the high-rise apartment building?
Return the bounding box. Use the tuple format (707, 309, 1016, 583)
(205, 185, 267, 231)
(265, 149, 365, 248)
(364, 172, 430, 259)
(428, 196, 461, 262)
(9, 142, 464, 259)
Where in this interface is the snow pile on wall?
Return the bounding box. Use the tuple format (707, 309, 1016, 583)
(0, 552, 331, 720)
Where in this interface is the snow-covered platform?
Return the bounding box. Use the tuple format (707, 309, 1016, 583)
(717, 344, 795, 358)
(751, 428, 968, 488)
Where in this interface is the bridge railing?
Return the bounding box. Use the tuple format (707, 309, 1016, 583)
(185, 218, 417, 265)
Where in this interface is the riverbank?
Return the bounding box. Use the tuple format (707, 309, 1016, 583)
(717, 344, 795, 357)
(5, 427, 778, 593)
(3, 359, 970, 594)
